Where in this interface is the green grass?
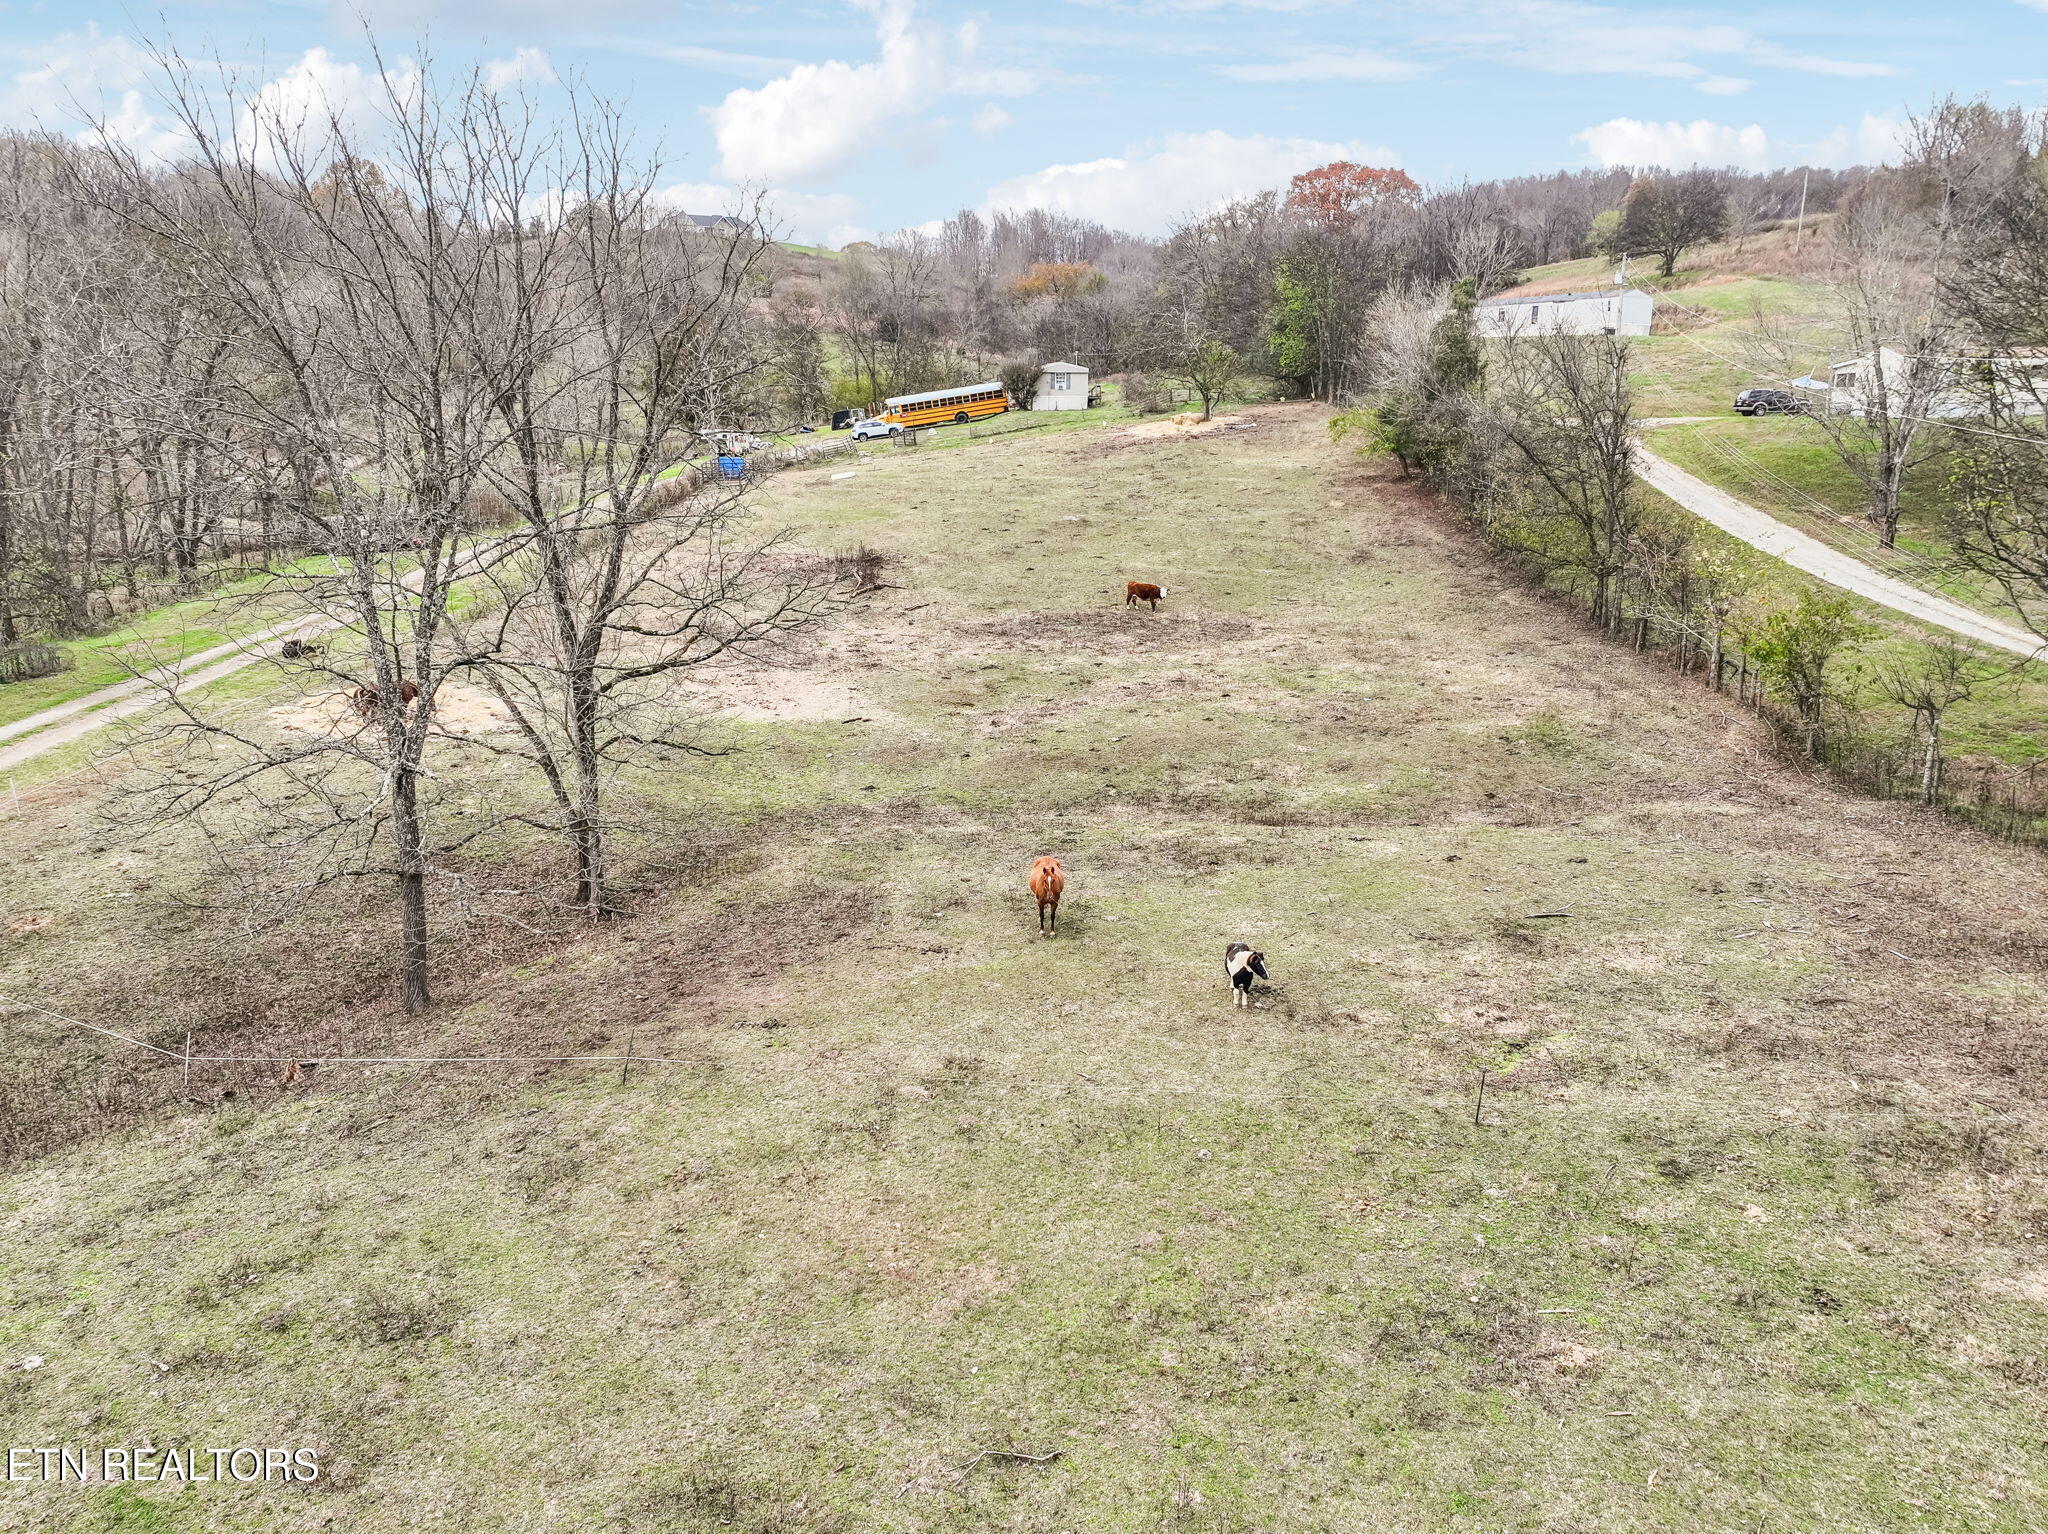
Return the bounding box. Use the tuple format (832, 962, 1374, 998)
(1639, 400, 2039, 655)
(1648, 416, 1961, 554)
(0, 576, 289, 729)
(1620, 270, 2048, 764)
(3, 406, 2048, 1530)
(1634, 477, 2048, 765)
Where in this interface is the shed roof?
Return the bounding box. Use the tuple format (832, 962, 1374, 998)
(1039, 361, 1089, 374)
(1480, 288, 1641, 308)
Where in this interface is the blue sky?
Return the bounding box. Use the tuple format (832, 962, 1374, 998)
(0, 0, 2040, 244)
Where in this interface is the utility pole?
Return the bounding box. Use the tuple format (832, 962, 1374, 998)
(1794, 168, 1810, 250)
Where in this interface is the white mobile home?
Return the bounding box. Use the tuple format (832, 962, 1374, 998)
(1030, 361, 1090, 410)
(1812, 345, 2048, 419)
(1475, 288, 1654, 339)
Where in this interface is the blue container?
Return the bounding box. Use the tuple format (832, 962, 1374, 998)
(716, 455, 746, 480)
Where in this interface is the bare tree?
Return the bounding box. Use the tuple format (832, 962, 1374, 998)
(1870, 638, 1999, 803)
(1785, 180, 1954, 548)
(90, 45, 567, 1012)
(1482, 333, 1642, 628)
(443, 135, 863, 916)
(1939, 106, 2048, 634)
(1750, 99, 2029, 548)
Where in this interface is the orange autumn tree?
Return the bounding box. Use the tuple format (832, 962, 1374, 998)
(1284, 162, 1421, 222)
(1006, 261, 1108, 301)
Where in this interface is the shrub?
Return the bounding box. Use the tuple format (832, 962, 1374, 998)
(0, 641, 70, 685)
(1123, 372, 1175, 414)
(830, 543, 896, 593)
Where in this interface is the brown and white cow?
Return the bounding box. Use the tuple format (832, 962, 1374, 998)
(1224, 942, 1268, 1006)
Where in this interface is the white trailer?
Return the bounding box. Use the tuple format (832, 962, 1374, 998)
(1475, 288, 1654, 338)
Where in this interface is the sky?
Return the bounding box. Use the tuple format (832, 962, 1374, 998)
(0, 0, 2040, 246)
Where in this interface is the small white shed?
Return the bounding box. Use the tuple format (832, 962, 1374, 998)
(1030, 360, 1090, 411)
(1475, 288, 1654, 339)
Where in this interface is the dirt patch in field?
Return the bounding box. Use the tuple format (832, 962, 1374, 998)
(676, 670, 884, 724)
(1120, 413, 1253, 442)
(267, 683, 516, 739)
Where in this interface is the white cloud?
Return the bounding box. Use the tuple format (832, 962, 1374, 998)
(0, 25, 192, 158)
(1218, 47, 1429, 82)
(484, 47, 556, 92)
(1450, 0, 1893, 88)
(1807, 112, 1910, 170)
(972, 103, 1013, 132)
(94, 91, 192, 162)
(651, 179, 873, 247)
(705, 0, 1028, 185)
(0, 25, 149, 114)
(1744, 45, 1896, 78)
(626, 44, 798, 77)
(1695, 75, 1752, 96)
(1575, 118, 1772, 171)
(1575, 112, 1911, 173)
(350, 0, 671, 23)
(980, 129, 1400, 234)
(236, 48, 419, 172)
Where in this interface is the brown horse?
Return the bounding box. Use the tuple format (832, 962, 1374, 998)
(1027, 856, 1066, 937)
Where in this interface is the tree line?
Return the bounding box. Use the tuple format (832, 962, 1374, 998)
(0, 102, 1873, 654)
(737, 162, 1861, 428)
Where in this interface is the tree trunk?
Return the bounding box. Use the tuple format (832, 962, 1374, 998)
(567, 668, 613, 919)
(391, 767, 433, 1014)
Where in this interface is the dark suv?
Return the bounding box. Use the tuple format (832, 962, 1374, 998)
(1735, 388, 1803, 416)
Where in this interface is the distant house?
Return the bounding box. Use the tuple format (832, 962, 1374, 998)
(684, 213, 747, 234)
(1807, 345, 2048, 419)
(1031, 361, 1090, 411)
(1475, 288, 1654, 338)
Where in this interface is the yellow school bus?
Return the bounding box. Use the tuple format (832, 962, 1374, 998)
(880, 380, 1009, 428)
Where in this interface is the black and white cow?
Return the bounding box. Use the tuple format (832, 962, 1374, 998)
(1223, 942, 1268, 1007)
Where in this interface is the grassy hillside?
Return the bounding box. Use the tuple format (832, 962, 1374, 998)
(4, 407, 2048, 1531)
(1505, 218, 1835, 301)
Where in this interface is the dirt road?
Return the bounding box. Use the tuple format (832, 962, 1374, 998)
(0, 441, 860, 774)
(1634, 442, 2047, 659)
(0, 614, 333, 773)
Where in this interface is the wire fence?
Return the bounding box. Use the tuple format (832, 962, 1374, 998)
(1516, 551, 2048, 850)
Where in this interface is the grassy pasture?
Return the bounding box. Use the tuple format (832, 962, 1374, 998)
(0, 579, 288, 730)
(2, 407, 2048, 1531)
